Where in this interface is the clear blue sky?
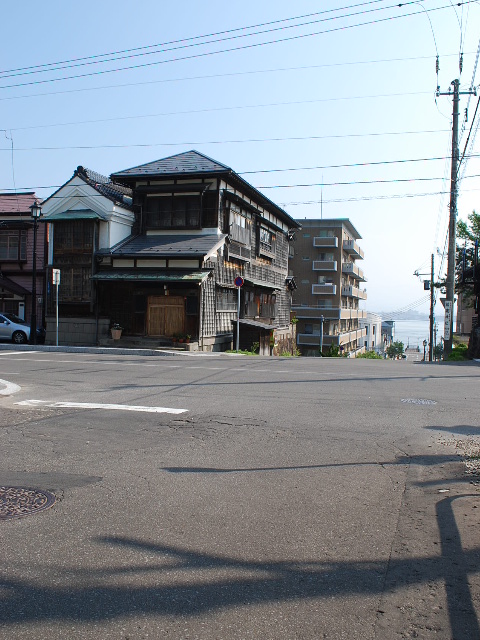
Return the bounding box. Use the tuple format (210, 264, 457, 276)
(1, 0, 479, 314)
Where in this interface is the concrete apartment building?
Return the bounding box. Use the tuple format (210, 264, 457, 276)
(290, 219, 367, 356)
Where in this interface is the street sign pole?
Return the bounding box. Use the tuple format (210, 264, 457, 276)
(52, 269, 61, 346)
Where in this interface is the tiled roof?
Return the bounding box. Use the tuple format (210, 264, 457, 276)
(108, 234, 225, 258)
(0, 192, 38, 214)
(111, 151, 231, 179)
(75, 166, 133, 208)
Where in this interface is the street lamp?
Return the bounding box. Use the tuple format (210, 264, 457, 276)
(30, 200, 42, 345)
(423, 339, 428, 362)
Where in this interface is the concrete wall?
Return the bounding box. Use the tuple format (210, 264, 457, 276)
(45, 317, 110, 346)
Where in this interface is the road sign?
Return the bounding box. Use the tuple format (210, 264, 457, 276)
(52, 269, 61, 285)
(234, 276, 244, 287)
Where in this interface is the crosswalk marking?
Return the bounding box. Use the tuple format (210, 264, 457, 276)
(14, 400, 187, 414)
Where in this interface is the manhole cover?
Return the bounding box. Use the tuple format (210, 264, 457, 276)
(0, 486, 56, 520)
(401, 398, 437, 405)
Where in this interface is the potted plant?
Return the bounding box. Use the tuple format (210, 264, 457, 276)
(111, 323, 123, 340)
(185, 334, 191, 344)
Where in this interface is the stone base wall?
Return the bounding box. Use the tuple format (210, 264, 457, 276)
(45, 317, 110, 346)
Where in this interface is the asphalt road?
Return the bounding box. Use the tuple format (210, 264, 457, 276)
(0, 350, 479, 639)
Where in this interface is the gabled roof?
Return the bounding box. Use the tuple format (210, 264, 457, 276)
(41, 167, 133, 211)
(0, 274, 30, 295)
(111, 150, 230, 179)
(105, 233, 226, 259)
(111, 150, 301, 230)
(0, 192, 38, 215)
(75, 166, 133, 208)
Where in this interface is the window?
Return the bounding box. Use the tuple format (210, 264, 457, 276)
(216, 288, 237, 312)
(0, 230, 27, 261)
(145, 195, 200, 229)
(58, 266, 92, 302)
(55, 221, 93, 252)
(303, 233, 311, 238)
(259, 227, 276, 256)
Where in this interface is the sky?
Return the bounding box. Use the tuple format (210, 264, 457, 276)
(1, 0, 479, 315)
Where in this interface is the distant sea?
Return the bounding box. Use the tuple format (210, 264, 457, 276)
(393, 319, 433, 349)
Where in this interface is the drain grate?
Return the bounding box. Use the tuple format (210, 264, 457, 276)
(401, 398, 437, 406)
(0, 486, 56, 520)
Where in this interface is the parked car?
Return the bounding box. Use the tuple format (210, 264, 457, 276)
(0, 313, 45, 344)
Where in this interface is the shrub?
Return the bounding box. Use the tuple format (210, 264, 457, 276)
(357, 350, 383, 359)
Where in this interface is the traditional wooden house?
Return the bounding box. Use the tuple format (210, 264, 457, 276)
(42, 151, 299, 352)
(103, 151, 300, 353)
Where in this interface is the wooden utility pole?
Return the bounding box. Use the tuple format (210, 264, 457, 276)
(429, 253, 434, 362)
(436, 80, 476, 359)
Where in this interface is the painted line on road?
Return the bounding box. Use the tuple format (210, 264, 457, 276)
(0, 351, 39, 356)
(0, 378, 21, 396)
(14, 400, 187, 414)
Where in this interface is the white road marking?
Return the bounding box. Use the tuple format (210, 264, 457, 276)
(0, 351, 39, 356)
(14, 400, 187, 414)
(0, 378, 21, 396)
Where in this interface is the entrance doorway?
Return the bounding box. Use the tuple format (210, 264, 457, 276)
(147, 296, 185, 337)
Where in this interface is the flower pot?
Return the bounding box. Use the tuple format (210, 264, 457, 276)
(111, 329, 122, 340)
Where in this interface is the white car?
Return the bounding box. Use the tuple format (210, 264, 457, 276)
(0, 313, 45, 344)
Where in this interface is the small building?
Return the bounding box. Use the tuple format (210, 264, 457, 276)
(359, 312, 384, 353)
(381, 320, 395, 346)
(0, 192, 46, 328)
(290, 218, 367, 356)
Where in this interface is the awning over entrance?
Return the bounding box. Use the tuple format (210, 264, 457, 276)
(44, 209, 107, 221)
(0, 275, 30, 296)
(243, 278, 278, 290)
(91, 270, 211, 283)
(236, 318, 279, 330)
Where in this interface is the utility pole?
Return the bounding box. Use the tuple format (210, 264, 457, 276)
(436, 79, 476, 359)
(429, 253, 434, 362)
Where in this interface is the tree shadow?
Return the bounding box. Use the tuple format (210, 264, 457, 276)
(425, 425, 480, 437)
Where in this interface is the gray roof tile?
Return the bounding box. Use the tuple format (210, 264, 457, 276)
(109, 234, 225, 258)
(111, 151, 231, 179)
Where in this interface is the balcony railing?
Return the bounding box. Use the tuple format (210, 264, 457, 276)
(313, 236, 338, 248)
(343, 240, 364, 259)
(245, 302, 277, 318)
(340, 308, 367, 320)
(313, 260, 337, 271)
(341, 285, 367, 300)
(342, 262, 366, 281)
(312, 283, 336, 295)
(291, 306, 341, 320)
(230, 223, 250, 245)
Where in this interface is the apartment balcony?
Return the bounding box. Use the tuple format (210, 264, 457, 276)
(338, 327, 367, 346)
(297, 333, 338, 347)
(343, 239, 364, 259)
(341, 285, 367, 300)
(297, 326, 367, 348)
(291, 306, 341, 320)
(342, 262, 366, 281)
(312, 283, 336, 295)
(313, 236, 338, 248)
(313, 260, 337, 271)
(340, 308, 367, 320)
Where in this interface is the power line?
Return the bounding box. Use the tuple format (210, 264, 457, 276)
(0, 2, 472, 91)
(0, 128, 451, 152)
(1, 51, 474, 104)
(5, 90, 433, 132)
(0, 0, 391, 77)
(0, 1, 413, 80)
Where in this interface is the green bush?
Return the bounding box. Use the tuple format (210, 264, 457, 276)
(447, 349, 467, 361)
(357, 350, 383, 359)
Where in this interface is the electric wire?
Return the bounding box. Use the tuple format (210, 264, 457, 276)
(0, 2, 474, 91)
(0, 1, 419, 81)
(0, 0, 392, 77)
